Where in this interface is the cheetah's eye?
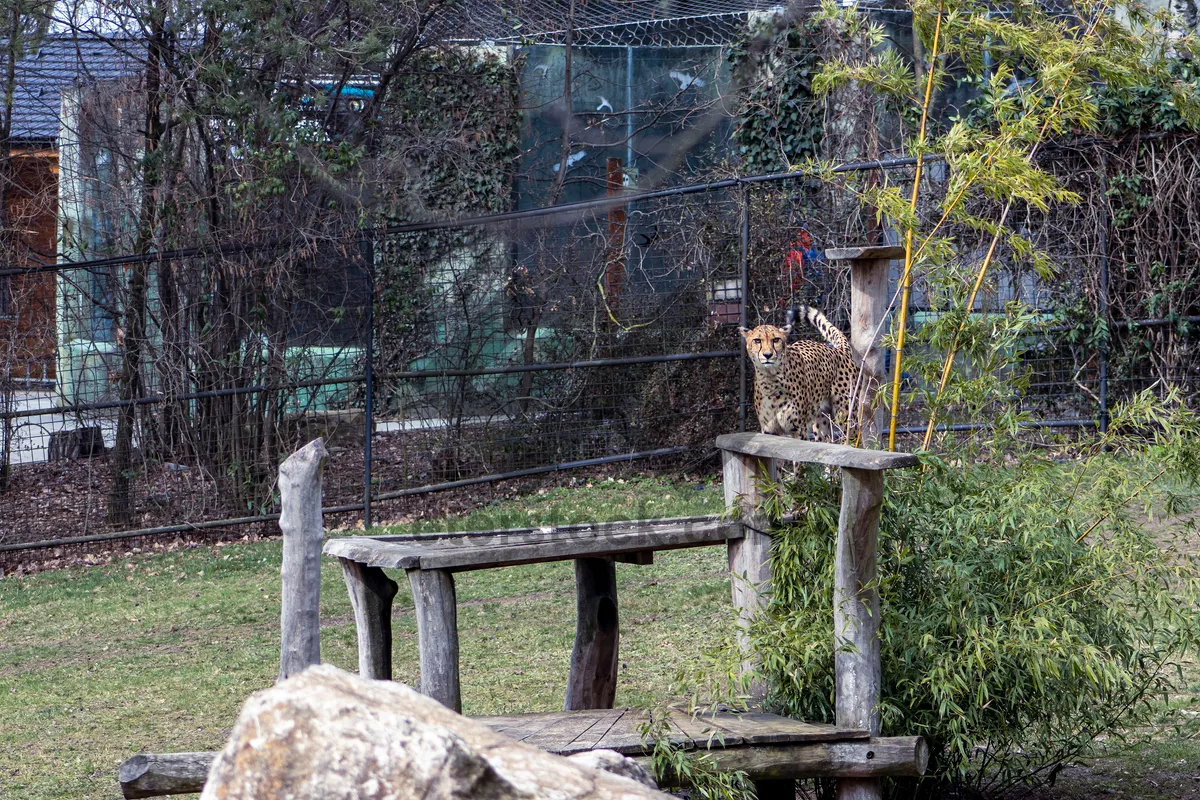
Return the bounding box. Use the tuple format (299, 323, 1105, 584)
(752, 339, 761, 345)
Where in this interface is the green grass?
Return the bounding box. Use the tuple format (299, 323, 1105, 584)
(7, 469, 1200, 800)
(0, 476, 727, 800)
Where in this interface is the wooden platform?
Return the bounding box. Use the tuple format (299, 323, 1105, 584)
(478, 707, 867, 756)
(117, 709, 927, 797)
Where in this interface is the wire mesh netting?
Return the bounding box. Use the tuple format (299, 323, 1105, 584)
(3, 140, 1200, 552)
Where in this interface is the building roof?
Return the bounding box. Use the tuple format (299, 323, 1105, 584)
(7, 37, 143, 144)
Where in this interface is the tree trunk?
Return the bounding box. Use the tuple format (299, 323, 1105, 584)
(109, 2, 167, 523)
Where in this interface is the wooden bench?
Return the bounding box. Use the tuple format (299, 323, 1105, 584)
(324, 514, 742, 713)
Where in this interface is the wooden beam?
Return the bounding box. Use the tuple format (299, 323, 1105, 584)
(278, 439, 328, 682)
(723, 449, 777, 699)
(324, 517, 742, 572)
(408, 568, 462, 713)
(118, 752, 215, 798)
(835, 467, 886, 800)
(339, 558, 398, 680)
(824, 246, 906, 261)
(641, 736, 928, 783)
(564, 558, 620, 710)
(716, 433, 919, 470)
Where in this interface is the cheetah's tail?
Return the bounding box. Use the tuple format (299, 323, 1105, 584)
(798, 305, 848, 349)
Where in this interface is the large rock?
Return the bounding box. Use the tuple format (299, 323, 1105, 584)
(200, 665, 671, 800)
(566, 750, 658, 789)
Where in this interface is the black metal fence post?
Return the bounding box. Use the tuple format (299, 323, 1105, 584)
(739, 182, 749, 433)
(363, 240, 375, 529)
(1098, 153, 1110, 436)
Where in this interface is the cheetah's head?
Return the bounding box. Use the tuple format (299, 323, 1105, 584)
(738, 323, 791, 371)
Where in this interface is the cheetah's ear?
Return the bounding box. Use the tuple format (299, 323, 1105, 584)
(781, 323, 793, 335)
(737, 326, 750, 336)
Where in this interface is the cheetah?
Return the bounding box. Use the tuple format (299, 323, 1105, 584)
(738, 306, 859, 442)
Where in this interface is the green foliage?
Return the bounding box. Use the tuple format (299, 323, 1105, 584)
(742, 390, 1200, 793)
(1097, 58, 1200, 136)
(384, 49, 522, 218)
(806, 0, 1200, 441)
(374, 47, 522, 382)
(642, 709, 756, 799)
(728, 13, 824, 172)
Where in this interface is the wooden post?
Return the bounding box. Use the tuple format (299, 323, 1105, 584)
(339, 558, 398, 680)
(278, 438, 328, 682)
(834, 466, 885, 800)
(826, 246, 904, 447)
(564, 557, 620, 710)
(723, 449, 777, 697)
(408, 568, 462, 713)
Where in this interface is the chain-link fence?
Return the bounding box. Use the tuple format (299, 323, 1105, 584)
(3, 140, 1200, 553)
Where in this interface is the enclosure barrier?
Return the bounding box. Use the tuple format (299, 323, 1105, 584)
(8, 141, 1198, 555)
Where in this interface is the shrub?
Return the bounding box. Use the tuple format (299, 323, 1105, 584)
(731, 392, 1200, 796)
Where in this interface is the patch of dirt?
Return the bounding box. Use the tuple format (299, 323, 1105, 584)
(0, 451, 718, 577)
(1009, 763, 1200, 800)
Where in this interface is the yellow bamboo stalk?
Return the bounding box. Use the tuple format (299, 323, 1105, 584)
(920, 200, 1013, 450)
(887, 5, 944, 451)
(919, 5, 1113, 449)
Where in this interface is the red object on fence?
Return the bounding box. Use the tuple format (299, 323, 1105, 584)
(782, 229, 815, 306)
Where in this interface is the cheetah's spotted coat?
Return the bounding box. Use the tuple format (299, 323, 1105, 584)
(739, 306, 858, 441)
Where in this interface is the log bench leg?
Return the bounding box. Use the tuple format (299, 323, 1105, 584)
(408, 567, 461, 713)
(339, 558, 398, 681)
(564, 557, 619, 710)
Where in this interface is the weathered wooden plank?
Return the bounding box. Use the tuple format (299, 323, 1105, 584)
(421, 525, 739, 571)
(118, 752, 215, 799)
(564, 557, 620, 711)
(325, 518, 742, 571)
(408, 568, 461, 713)
(523, 709, 617, 752)
(591, 708, 684, 755)
(703, 710, 867, 744)
(639, 736, 929, 783)
(824, 246, 906, 262)
(475, 708, 863, 750)
(338, 558, 398, 680)
(480, 710, 577, 743)
(558, 708, 630, 754)
(324, 537, 424, 569)
(665, 709, 744, 748)
(717, 433, 919, 470)
(278, 439, 328, 682)
(371, 515, 723, 544)
(835, 467, 886, 800)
